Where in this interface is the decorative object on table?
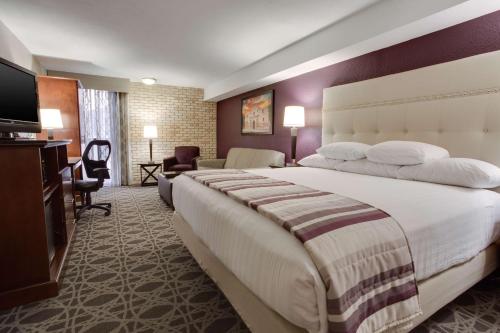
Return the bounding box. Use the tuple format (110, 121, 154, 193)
(40, 108, 63, 140)
(143, 125, 158, 164)
(163, 146, 200, 172)
(139, 162, 162, 186)
(241, 90, 274, 135)
(283, 105, 305, 164)
(75, 139, 112, 219)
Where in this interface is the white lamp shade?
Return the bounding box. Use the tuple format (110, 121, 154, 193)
(40, 108, 63, 129)
(283, 106, 305, 127)
(143, 125, 158, 138)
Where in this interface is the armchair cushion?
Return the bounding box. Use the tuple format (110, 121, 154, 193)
(163, 156, 178, 170)
(197, 148, 285, 170)
(164, 146, 200, 172)
(197, 158, 226, 170)
(176, 146, 200, 164)
(225, 148, 285, 169)
(169, 164, 193, 172)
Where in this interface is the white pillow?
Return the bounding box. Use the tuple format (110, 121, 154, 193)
(398, 158, 500, 189)
(298, 154, 343, 170)
(335, 159, 401, 179)
(316, 142, 371, 161)
(367, 141, 449, 165)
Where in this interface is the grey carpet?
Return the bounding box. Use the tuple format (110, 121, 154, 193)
(0, 187, 498, 333)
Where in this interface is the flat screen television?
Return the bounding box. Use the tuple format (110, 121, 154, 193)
(0, 57, 40, 134)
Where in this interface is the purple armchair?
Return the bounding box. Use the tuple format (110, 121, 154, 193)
(163, 146, 200, 172)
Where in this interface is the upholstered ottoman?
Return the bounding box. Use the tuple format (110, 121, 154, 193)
(158, 173, 179, 208)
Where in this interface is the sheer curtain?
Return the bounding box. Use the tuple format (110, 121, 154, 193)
(79, 89, 121, 186)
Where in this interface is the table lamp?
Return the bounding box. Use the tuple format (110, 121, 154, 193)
(40, 108, 63, 140)
(283, 106, 305, 164)
(144, 125, 158, 164)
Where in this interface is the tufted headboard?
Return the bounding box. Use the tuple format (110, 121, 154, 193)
(322, 50, 500, 167)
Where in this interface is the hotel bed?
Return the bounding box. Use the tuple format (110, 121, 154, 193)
(172, 50, 500, 333)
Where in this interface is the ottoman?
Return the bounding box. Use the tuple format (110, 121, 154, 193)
(158, 173, 178, 208)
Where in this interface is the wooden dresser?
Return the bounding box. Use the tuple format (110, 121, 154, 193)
(0, 139, 76, 309)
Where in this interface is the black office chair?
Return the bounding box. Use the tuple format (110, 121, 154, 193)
(76, 139, 112, 219)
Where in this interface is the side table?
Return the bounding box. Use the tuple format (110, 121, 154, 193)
(139, 162, 162, 186)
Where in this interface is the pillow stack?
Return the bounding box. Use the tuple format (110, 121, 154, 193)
(316, 142, 371, 161)
(298, 153, 344, 169)
(298, 140, 500, 189)
(299, 142, 369, 170)
(366, 141, 449, 165)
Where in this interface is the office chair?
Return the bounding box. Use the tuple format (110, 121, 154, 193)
(75, 139, 112, 219)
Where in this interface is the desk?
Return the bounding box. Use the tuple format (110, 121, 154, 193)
(68, 156, 82, 169)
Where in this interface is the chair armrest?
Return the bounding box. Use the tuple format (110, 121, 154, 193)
(93, 167, 110, 187)
(191, 156, 201, 170)
(163, 156, 177, 170)
(196, 158, 226, 169)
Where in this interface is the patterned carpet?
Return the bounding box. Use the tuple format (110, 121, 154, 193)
(0, 187, 498, 333)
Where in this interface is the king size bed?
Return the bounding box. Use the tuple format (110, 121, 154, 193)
(171, 50, 500, 333)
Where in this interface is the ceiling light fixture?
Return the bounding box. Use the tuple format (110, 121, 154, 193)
(141, 78, 157, 85)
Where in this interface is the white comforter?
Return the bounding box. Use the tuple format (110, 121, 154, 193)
(173, 167, 500, 333)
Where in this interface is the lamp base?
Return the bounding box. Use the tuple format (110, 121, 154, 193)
(290, 128, 297, 163)
(149, 139, 154, 164)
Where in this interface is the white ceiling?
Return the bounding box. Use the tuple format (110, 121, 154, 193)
(0, 0, 378, 85)
(1, 0, 499, 101)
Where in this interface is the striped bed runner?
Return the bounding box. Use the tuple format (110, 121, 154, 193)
(183, 169, 422, 333)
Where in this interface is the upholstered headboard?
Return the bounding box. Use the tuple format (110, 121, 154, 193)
(322, 50, 500, 167)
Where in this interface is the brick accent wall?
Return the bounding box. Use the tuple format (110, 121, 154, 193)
(128, 83, 216, 184)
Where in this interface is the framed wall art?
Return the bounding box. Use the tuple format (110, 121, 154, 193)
(241, 90, 274, 135)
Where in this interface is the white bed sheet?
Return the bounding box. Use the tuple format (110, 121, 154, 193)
(173, 167, 500, 333)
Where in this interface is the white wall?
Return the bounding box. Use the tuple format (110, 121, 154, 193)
(0, 20, 44, 74)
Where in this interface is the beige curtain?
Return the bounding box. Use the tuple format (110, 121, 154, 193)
(119, 93, 130, 185)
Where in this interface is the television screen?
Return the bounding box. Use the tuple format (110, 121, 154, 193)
(0, 59, 39, 125)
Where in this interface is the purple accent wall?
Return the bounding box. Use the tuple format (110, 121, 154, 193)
(217, 11, 500, 161)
